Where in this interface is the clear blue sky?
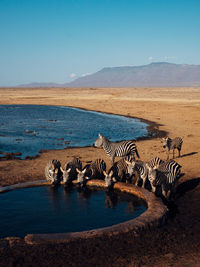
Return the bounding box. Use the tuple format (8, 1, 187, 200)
(0, 0, 199, 86)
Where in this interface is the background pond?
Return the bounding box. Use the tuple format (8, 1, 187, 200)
(0, 105, 148, 159)
(0, 186, 147, 238)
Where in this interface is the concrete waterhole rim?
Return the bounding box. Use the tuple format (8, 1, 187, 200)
(0, 180, 168, 245)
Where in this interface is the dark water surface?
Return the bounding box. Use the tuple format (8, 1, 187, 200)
(0, 186, 147, 238)
(0, 105, 148, 159)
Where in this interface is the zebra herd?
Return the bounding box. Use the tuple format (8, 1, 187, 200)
(45, 133, 183, 201)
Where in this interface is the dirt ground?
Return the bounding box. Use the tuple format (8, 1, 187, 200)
(0, 87, 200, 266)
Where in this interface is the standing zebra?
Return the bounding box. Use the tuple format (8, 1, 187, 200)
(162, 137, 183, 160)
(147, 160, 182, 200)
(60, 157, 82, 187)
(94, 133, 140, 163)
(45, 159, 62, 185)
(103, 154, 135, 190)
(76, 158, 106, 188)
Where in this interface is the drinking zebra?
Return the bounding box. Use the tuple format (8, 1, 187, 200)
(94, 133, 140, 163)
(162, 137, 183, 160)
(76, 158, 106, 188)
(45, 159, 62, 185)
(60, 158, 82, 187)
(147, 160, 182, 200)
(103, 154, 135, 190)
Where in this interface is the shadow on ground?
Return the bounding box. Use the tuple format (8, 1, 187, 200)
(180, 151, 198, 158)
(176, 177, 200, 198)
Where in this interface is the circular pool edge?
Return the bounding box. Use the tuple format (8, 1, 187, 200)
(0, 180, 168, 245)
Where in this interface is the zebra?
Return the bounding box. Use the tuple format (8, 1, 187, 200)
(76, 158, 106, 188)
(94, 133, 140, 163)
(60, 158, 82, 187)
(103, 155, 135, 190)
(162, 137, 183, 160)
(125, 160, 149, 188)
(45, 159, 62, 185)
(125, 157, 164, 188)
(147, 160, 182, 200)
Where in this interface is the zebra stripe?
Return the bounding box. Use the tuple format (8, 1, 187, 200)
(146, 156, 164, 169)
(94, 134, 140, 163)
(162, 137, 183, 159)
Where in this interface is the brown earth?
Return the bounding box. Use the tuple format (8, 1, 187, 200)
(0, 87, 200, 266)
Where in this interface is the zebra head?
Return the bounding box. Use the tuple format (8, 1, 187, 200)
(94, 133, 104, 147)
(125, 160, 136, 176)
(48, 168, 61, 185)
(76, 168, 89, 188)
(146, 165, 158, 186)
(60, 167, 72, 184)
(103, 170, 117, 189)
(162, 137, 169, 148)
(45, 159, 62, 186)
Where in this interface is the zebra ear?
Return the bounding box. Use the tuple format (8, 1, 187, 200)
(125, 160, 131, 165)
(103, 171, 107, 176)
(112, 177, 117, 182)
(83, 168, 87, 174)
(76, 168, 81, 173)
(67, 168, 71, 173)
(110, 170, 113, 176)
(98, 133, 102, 138)
(60, 167, 64, 173)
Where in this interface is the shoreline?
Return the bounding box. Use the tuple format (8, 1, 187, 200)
(0, 104, 167, 161)
(0, 87, 200, 266)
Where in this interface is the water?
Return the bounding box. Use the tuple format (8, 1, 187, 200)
(0, 186, 147, 238)
(0, 105, 148, 159)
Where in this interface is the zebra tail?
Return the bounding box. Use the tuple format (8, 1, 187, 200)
(135, 148, 140, 159)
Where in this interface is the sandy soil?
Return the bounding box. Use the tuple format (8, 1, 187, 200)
(0, 87, 200, 266)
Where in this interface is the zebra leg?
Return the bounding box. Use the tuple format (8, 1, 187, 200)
(151, 184, 156, 193)
(178, 148, 181, 158)
(161, 184, 168, 199)
(166, 190, 171, 200)
(167, 149, 170, 160)
(110, 155, 114, 164)
(136, 177, 142, 187)
(141, 177, 147, 188)
(170, 183, 177, 200)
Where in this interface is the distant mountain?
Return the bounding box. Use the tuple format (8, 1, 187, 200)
(66, 62, 200, 87)
(18, 82, 61, 88)
(18, 62, 200, 88)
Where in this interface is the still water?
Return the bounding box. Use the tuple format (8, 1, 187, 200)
(0, 105, 148, 159)
(0, 186, 147, 238)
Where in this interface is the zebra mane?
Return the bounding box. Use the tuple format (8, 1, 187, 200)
(102, 135, 110, 143)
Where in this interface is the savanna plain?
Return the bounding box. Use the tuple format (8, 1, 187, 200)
(0, 87, 200, 266)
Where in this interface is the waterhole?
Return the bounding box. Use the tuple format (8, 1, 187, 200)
(0, 186, 147, 238)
